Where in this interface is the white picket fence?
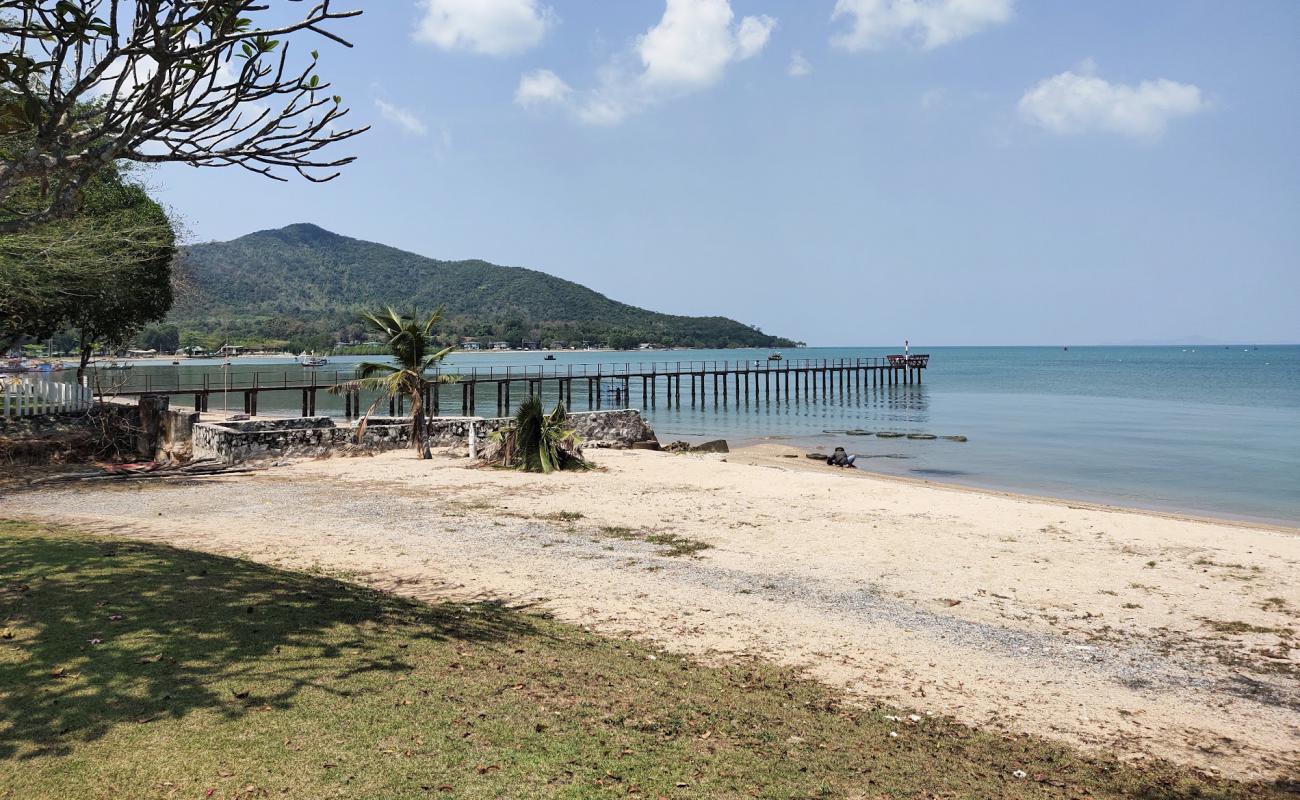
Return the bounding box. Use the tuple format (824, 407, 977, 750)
(1, 377, 94, 417)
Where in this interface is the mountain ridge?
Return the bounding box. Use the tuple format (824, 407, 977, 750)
(170, 224, 799, 351)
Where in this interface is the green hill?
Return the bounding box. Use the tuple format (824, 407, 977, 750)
(169, 224, 797, 352)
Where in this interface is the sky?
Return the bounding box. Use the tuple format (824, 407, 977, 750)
(148, 1, 1300, 347)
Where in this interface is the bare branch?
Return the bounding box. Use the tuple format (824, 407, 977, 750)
(0, 0, 369, 232)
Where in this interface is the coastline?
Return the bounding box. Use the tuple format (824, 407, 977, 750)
(12, 445, 1299, 780)
(728, 442, 1300, 533)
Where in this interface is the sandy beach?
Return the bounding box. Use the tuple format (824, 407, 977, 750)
(9, 445, 1299, 781)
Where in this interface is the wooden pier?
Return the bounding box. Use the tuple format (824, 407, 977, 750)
(109, 355, 929, 419)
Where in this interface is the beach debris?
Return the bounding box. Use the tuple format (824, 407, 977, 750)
(29, 459, 256, 484)
(845, 430, 872, 436)
(906, 433, 937, 440)
(805, 452, 828, 459)
(1012, 770, 1027, 779)
(663, 440, 729, 454)
(940, 435, 968, 442)
(875, 432, 905, 438)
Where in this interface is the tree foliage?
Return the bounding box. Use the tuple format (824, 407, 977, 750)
(0, 0, 366, 232)
(0, 164, 176, 367)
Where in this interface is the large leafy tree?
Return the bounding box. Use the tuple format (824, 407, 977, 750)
(331, 309, 455, 460)
(0, 163, 176, 376)
(0, 0, 366, 232)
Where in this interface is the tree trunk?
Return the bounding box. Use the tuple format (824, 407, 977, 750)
(410, 387, 426, 459)
(76, 342, 93, 384)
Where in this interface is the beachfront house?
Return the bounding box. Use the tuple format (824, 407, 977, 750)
(462, 339, 482, 351)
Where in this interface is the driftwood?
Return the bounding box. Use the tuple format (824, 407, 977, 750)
(29, 459, 255, 484)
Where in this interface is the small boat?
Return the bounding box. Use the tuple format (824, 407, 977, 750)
(767, 352, 783, 361)
(298, 353, 328, 367)
(100, 361, 133, 370)
(544, 354, 557, 361)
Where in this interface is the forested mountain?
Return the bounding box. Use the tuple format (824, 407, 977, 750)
(168, 224, 797, 352)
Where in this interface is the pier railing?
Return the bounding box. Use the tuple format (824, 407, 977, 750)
(70, 354, 929, 417)
(105, 356, 921, 394)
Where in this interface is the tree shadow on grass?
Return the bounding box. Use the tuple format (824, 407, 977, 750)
(0, 522, 534, 760)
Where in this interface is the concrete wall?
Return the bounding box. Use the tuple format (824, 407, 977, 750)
(156, 408, 200, 462)
(192, 409, 657, 464)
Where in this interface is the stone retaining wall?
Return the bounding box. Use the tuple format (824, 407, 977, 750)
(192, 409, 656, 464)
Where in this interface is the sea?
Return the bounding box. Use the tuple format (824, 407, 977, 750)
(73, 345, 1300, 527)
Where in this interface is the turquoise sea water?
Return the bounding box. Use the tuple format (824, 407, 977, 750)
(78, 345, 1300, 526)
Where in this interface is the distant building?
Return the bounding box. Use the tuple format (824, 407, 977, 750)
(491, 341, 510, 351)
(462, 339, 482, 351)
(521, 341, 539, 350)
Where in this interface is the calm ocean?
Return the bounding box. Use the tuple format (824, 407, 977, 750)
(81, 345, 1300, 526)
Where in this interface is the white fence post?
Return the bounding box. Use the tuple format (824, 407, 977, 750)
(0, 376, 94, 418)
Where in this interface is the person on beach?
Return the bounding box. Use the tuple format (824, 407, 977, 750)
(827, 447, 856, 468)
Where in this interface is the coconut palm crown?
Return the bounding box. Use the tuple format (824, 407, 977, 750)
(330, 308, 454, 458)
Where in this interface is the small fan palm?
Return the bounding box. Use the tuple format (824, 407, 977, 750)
(329, 307, 455, 459)
(495, 396, 590, 473)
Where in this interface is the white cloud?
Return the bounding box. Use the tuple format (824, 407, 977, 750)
(831, 0, 1013, 51)
(919, 87, 946, 110)
(637, 0, 774, 90)
(1018, 64, 1208, 140)
(414, 0, 553, 56)
(519, 0, 775, 126)
(788, 51, 812, 77)
(375, 99, 429, 136)
(514, 69, 572, 107)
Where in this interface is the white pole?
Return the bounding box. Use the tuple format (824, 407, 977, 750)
(468, 418, 478, 460)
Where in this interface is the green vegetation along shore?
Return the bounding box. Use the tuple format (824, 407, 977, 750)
(1, 520, 1286, 799)
(168, 224, 799, 354)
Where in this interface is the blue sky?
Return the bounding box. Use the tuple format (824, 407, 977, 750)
(151, 1, 1299, 346)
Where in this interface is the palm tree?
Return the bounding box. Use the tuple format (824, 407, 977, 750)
(330, 308, 454, 459)
(490, 396, 591, 473)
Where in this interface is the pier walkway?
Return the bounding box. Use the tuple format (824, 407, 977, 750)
(109, 355, 930, 418)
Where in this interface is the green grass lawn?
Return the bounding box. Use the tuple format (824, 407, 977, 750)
(0, 519, 1290, 799)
